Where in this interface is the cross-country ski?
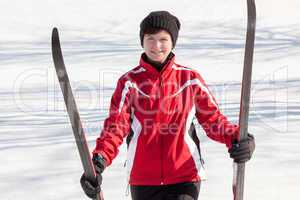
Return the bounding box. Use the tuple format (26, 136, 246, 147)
(233, 0, 256, 200)
(51, 27, 104, 200)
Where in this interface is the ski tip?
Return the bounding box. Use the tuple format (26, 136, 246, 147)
(52, 27, 58, 35)
(52, 27, 60, 44)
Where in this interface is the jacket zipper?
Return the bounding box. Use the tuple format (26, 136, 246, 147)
(159, 77, 164, 185)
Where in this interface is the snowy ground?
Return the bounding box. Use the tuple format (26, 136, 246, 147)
(0, 0, 300, 199)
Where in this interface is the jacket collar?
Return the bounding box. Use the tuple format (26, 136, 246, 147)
(139, 52, 175, 77)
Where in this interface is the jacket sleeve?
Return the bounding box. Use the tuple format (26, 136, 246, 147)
(194, 73, 239, 149)
(93, 77, 132, 166)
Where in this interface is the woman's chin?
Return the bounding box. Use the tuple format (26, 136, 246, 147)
(149, 56, 165, 63)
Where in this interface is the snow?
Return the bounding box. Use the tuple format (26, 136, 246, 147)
(0, 0, 300, 199)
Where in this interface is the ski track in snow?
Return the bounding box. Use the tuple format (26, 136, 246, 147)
(1, 23, 300, 64)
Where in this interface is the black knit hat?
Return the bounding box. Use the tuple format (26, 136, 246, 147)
(140, 11, 181, 47)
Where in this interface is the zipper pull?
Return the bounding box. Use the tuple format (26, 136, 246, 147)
(160, 78, 163, 87)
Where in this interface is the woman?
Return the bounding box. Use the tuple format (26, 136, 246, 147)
(80, 11, 255, 200)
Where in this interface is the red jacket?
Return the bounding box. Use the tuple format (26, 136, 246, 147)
(93, 53, 239, 185)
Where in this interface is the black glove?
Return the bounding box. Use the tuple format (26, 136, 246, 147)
(229, 133, 255, 163)
(80, 154, 106, 199)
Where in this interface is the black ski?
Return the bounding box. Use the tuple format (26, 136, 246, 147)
(51, 28, 103, 200)
(233, 0, 256, 200)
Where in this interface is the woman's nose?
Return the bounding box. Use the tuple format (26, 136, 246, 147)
(153, 40, 162, 49)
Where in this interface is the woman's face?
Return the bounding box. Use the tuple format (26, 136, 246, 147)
(143, 30, 173, 63)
